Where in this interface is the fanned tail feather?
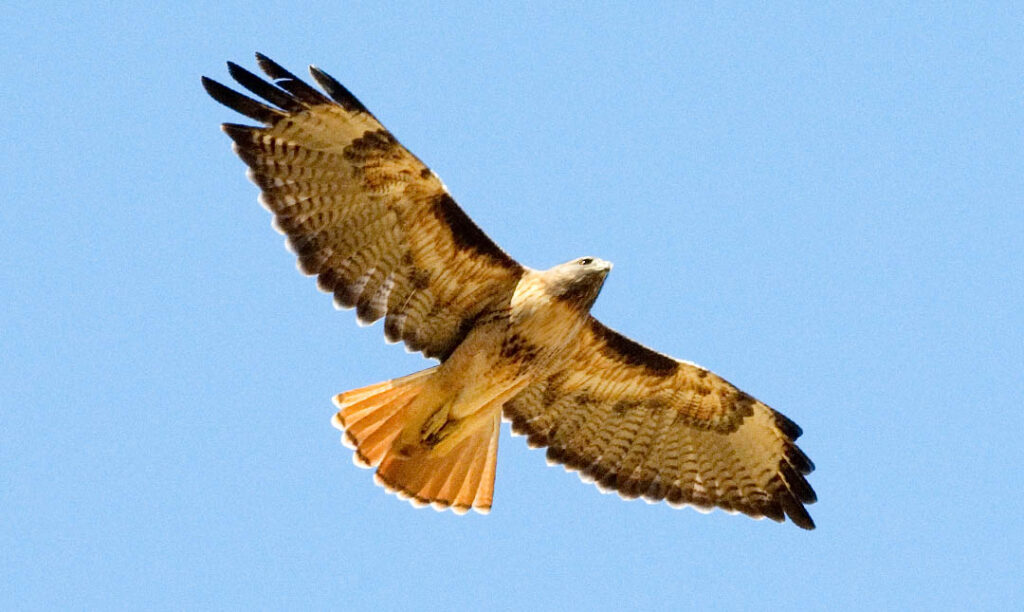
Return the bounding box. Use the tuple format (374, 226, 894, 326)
(375, 412, 500, 514)
(332, 367, 436, 468)
(331, 367, 500, 514)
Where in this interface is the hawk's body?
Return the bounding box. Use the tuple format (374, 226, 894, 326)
(203, 54, 817, 528)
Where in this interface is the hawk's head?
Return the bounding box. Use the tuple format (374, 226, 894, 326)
(545, 256, 612, 311)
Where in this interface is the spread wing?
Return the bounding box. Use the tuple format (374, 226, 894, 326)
(203, 54, 523, 359)
(503, 317, 816, 529)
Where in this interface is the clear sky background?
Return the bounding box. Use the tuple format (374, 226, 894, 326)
(3, 2, 1022, 609)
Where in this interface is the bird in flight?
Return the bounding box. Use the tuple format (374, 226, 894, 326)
(203, 54, 816, 529)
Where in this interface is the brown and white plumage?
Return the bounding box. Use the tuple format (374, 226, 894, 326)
(204, 54, 817, 528)
(204, 54, 522, 360)
(504, 318, 815, 527)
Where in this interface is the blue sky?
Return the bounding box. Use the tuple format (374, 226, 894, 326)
(3, 2, 1022, 609)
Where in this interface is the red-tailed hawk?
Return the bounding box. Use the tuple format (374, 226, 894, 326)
(203, 54, 817, 529)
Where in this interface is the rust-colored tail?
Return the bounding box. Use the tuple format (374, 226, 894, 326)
(331, 367, 500, 514)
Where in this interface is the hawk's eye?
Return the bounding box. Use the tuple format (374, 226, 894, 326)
(579, 257, 593, 266)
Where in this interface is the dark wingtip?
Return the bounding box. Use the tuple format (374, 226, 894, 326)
(252, 53, 329, 105)
(200, 75, 219, 95)
(781, 462, 818, 505)
(202, 76, 283, 123)
(254, 52, 293, 81)
(789, 503, 816, 530)
(774, 411, 803, 440)
(220, 122, 256, 147)
(308, 64, 370, 114)
(776, 489, 816, 529)
(787, 444, 816, 475)
(226, 59, 302, 112)
(254, 51, 273, 67)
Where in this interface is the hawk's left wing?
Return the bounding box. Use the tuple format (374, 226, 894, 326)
(503, 317, 816, 529)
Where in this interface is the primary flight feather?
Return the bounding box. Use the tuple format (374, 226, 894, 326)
(203, 54, 817, 529)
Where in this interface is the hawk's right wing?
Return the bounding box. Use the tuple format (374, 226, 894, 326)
(203, 54, 524, 360)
